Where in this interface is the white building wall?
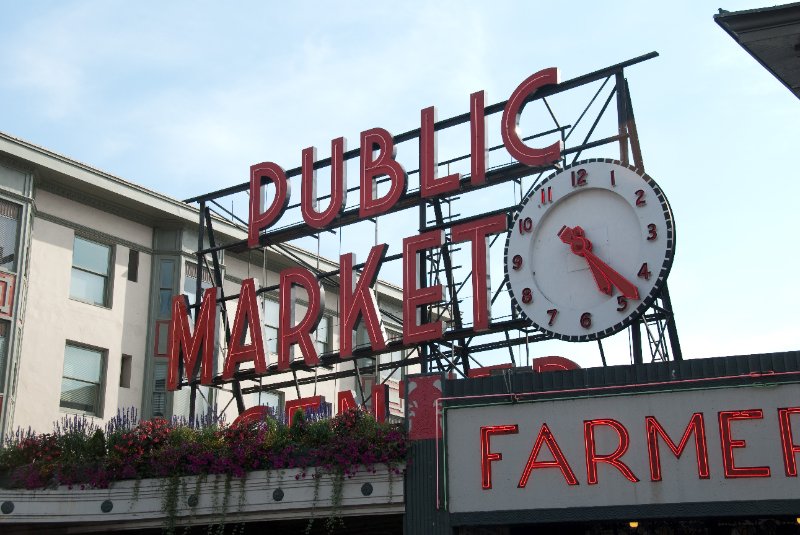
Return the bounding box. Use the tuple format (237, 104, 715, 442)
(14, 191, 152, 433)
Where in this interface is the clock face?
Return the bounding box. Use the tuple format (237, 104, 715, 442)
(505, 159, 675, 341)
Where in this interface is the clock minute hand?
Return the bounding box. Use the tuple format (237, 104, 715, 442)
(558, 225, 640, 300)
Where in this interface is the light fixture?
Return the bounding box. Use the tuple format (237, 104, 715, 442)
(629, 521, 639, 528)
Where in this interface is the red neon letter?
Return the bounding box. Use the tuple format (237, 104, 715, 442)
(339, 244, 387, 358)
(480, 424, 518, 489)
(778, 407, 800, 477)
(285, 395, 324, 425)
(167, 287, 218, 390)
(718, 409, 771, 478)
(337, 390, 358, 413)
(451, 214, 508, 331)
(223, 278, 267, 380)
(403, 230, 444, 344)
(278, 267, 325, 370)
(301, 137, 347, 229)
(420, 106, 460, 198)
(248, 162, 290, 248)
(646, 413, 709, 481)
(501, 68, 562, 167)
(518, 423, 578, 487)
(359, 128, 407, 218)
(584, 419, 639, 484)
(470, 90, 487, 185)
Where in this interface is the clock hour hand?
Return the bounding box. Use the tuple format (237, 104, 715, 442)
(558, 225, 640, 300)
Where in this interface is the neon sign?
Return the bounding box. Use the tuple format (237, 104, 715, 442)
(445, 383, 800, 513)
(168, 69, 564, 391)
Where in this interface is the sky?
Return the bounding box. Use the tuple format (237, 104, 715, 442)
(1, 1, 798, 371)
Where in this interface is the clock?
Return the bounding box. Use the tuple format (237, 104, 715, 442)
(505, 159, 675, 342)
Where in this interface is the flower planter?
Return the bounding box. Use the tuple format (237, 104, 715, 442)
(0, 465, 404, 532)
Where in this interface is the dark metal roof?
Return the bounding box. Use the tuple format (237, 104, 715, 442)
(715, 3, 800, 100)
(443, 350, 800, 399)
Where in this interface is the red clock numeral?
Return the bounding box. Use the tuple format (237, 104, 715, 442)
(647, 224, 657, 241)
(518, 217, 533, 234)
(540, 187, 553, 205)
(547, 308, 558, 326)
(580, 312, 592, 329)
(610, 170, 616, 187)
(616, 296, 628, 312)
(571, 169, 587, 187)
(635, 189, 646, 207)
(521, 288, 533, 304)
(637, 263, 651, 280)
(512, 255, 523, 270)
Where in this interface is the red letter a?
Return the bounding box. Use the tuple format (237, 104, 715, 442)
(223, 278, 267, 380)
(518, 423, 578, 487)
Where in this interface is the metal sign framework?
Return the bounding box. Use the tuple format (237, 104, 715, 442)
(182, 51, 682, 419)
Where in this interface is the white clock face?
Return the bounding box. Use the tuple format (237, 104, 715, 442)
(505, 159, 675, 341)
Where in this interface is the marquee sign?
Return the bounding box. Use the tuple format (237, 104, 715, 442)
(444, 383, 800, 513)
(167, 67, 572, 391)
(168, 56, 674, 394)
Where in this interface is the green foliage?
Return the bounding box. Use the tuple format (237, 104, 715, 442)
(86, 430, 106, 459)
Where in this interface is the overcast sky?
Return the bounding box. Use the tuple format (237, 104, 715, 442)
(1, 1, 797, 370)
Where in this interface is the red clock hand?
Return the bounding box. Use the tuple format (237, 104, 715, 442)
(558, 225, 640, 300)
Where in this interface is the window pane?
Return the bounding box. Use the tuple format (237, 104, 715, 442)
(158, 289, 173, 317)
(60, 344, 103, 415)
(73, 237, 110, 275)
(265, 325, 277, 354)
(127, 250, 139, 283)
(63, 345, 103, 382)
(0, 203, 20, 272)
(264, 299, 279, 328)
(0, 321, 8, 394)
(245, 390, 281, 413)
(152, 363, 166, 417)
(380, 350, 403, 381)
(315, 317, 329, 355)
(173, 386, 210, 419)
(159, 260, 174, 289)
(156, 321, 169, 355)
(183, 272, 212, 307)
(59, 378, 98, 413)
(70, 268, 107, 305)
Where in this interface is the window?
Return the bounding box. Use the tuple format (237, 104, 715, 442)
(315, 316, 330, 355)
(183, 262, 213, 307)
(70, 237, 111, 306)
(120, 354, 132, 388)
(157, 259, 175, 318)
(173, 384, 211, 419)
(60, 344, 105, 416)
(127, 250, 139, 282)
(244, 388, 284, 416)
(263, 298, 279, 354)
(380, 349, 404, 382)
(0, 200, 20, 272)
(152, 362, 166, 417)
(0, 320, 8, 394)
(354, 323, 375, 370)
